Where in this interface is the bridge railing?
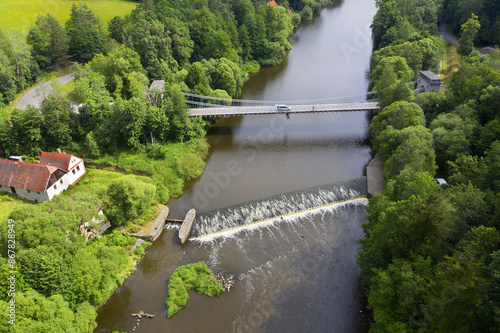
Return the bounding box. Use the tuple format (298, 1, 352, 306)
(183, 80, 419, 108)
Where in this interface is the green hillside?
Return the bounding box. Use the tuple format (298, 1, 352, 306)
(0, 0, 137, 32)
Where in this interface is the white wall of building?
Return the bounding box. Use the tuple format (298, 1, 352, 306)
(1, 161, 86, 203)
(66, 161, 86, 185)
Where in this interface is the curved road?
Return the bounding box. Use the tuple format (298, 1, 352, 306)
(16, 73, 75, 110)
(439, 23, 459, 45)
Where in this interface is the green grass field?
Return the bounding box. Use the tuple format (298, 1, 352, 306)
(0, 0, 138, 33)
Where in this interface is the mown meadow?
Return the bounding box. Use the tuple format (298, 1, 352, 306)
(0, 0, 137, 32)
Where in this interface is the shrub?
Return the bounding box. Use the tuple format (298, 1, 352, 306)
(105, 176, 157, 226)
(177, 153, 205, 181)
(166, 262, 224, 318)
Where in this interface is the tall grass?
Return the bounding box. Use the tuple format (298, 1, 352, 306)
(93, 139, 210, 203)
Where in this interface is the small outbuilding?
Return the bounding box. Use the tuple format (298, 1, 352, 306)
(417, 71, 443, 94)
(149, 80, 165, 91)
(436, 178, 448, 187)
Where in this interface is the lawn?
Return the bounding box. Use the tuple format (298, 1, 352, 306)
(0, 192, 32, 223)
(0, 0, 138, 32)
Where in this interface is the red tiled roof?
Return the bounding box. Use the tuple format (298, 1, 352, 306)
(268, 0, 278, 7)
(39, 151, 77, 172)
(0, 159, 60, 192)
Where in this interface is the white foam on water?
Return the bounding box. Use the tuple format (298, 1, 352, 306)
(191, 197, 368, 242)
(164, 223, 180, 230)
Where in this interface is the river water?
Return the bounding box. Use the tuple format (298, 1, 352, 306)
(96, 0, 376, 331)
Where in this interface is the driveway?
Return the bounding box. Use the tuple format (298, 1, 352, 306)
(16, 73, 75, 110)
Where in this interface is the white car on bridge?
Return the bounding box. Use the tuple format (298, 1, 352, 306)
(276, 104, 291, 111)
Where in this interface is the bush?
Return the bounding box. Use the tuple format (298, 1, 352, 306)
(166, 262, 224, 318)
(177, 153, 205, 181)
(146, 142, 167, 159)
(105, 176, 157, 226)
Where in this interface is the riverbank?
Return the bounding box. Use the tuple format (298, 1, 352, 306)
(96, 0, 377, 331)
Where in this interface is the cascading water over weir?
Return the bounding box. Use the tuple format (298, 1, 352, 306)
(188, 177, 368, 240)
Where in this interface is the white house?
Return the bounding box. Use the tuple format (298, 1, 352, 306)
(0, 151, 86, 202)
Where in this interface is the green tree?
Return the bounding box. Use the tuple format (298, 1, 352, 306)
(458, 13, 481, 57)
(359, 172, 454, 278)
(478, 85, 500, 124)
(370, 56, 414, 91)
(145, 106, 170, 144)
(370, 101, 425, 138)
(108, 16, 125, 44)
(2, 29, 37, 92)
(374, 125, 434, 163)
(6, 106, 44, 155)
(371, 0, 404, 48)
(71, 248, 103, 304)
(415, 92, 453, 124)
(301, 5, 313, 21)
(163, 83, 191, 142)
(66, 3, 107, 63)
(27, 14, 69, 70)
(18, 246, 70, 298)
(27, 24, 52, 71)
(75, 72, 113, 132)
(86, 44, 148, 99)
(484, 140, 500, 193)
(177, 153, 205, 181)
(40, 84, 74, 149)
(448, 183, 491, 241)
(447, 153, 488, 188)
(477, 119, 500, 155)
(0, 290, 97, 332)
(210, 57, 244, 97)
(0, 45, 17, 103)
(429, 113, 477, 170)
(384, 134, 437, 179)
(106, 176, 156, 226)
(423, 227, 494, 332)
(185, 62, 209, 90)
(368, 256, 434, 332)
(111, 97, 148, 149)
(487, 250, 500, 331)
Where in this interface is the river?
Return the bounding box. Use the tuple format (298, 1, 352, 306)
(95, 0, 376, 331)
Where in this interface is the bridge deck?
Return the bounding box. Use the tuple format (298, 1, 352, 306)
(188, 102, 379, 117)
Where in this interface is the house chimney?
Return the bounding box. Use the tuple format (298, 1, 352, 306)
(57, 148, 62, 154)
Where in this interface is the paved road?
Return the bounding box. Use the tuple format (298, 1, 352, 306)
(439, 23, 459, 45)
(439, 22, 485, 56)
(188, 101, 379, 117)
(16, 73, 75, 110)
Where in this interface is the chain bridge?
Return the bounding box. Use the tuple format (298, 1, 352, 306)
(183, 80, 426, 118)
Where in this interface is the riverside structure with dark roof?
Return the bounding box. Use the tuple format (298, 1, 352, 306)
(417, 71, 443, 94)
(0, 151, 86, 202)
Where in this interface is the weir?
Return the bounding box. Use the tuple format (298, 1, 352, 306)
(190, 177, 367, 239)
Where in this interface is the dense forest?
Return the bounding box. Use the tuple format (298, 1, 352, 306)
(0, 0, 338, 331)
(446, 0, 500, 46)
(359, 0, 500, 331)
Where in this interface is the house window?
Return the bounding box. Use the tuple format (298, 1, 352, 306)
(60, 179, 63, 184)
(54, 184, 57, 190)
(72, 169, 76, 175)
(76, 165, 80, 172)
(37, 192, 40, 195)
(27, 189, 31, 193)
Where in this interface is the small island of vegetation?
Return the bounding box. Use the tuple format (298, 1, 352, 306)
(166, 261, 224, 318)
